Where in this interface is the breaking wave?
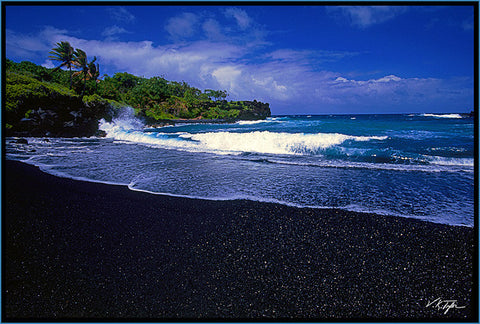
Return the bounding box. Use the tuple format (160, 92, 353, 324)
(100, 112, 387, 155)
(421, 113, 463, 119)
(181, 131, 387, 155)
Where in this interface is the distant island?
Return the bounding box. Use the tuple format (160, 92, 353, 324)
(5, 41, 271, 137)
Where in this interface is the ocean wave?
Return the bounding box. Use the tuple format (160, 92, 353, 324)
(421, 113, 463, 119)
(100, 127, 387, 155)
(236, 120, 271, 125)
(99, 113, 388, 155)
(248, 157, 473, 173)
(181, 131, 387, 155)
(426, 156, 474, 167)
(127, 182, 470, 227)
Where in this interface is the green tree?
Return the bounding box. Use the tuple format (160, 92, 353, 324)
(48, 41, 76, 89)
(72, 49, 89, 96)
(205, 89, 228, 101)
(88, 56, 100, 91)
(73, 51, 100, 96)
(113, 72, 142, 92)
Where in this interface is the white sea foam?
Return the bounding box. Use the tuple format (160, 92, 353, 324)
(99, 106, 144, 134)
(427, 156, 474, 167)
(127, 182, 332, 210)
(265, 158, 473, 173)
(181, 131, 387, 155)
(421, 113, 463, 119)
(99, 112, 388, 156)
(127, 183, 470, 227)
(236, 117, 285, 125)
(236, 120, 269, 125)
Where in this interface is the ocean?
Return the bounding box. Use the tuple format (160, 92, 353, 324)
(6, 108, 475, 227)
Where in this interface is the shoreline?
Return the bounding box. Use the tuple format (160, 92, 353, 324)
(145, 118, 239, 128)
(3, 160, 476, 320)
(9, 156, 473, 228)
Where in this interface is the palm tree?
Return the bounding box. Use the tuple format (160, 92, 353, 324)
(88, 56, 100, 91)
(48, 41, 76, 89)
(72, 49, 89, 96)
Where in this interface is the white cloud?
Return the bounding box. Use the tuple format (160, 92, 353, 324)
(165, 13, 199, 40)
(6, 26, 68, 58)
(376, 75, 402, 82)
(6, 25, 473, 114)
(330, 6, 407, 28)
(224, 8, 251, 30)
(41, 60, 55, 69)
(321, 74, 465, 110)
(212, 66, 242, 93)
(333, 74, 402, 85)
(202, 18, 223, 40)
(102, 25, 130, 38)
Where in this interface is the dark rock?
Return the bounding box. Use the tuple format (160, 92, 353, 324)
(95, 130, 107, 137)
(15, 138, 28, 145)
(8, 99, 115, 138)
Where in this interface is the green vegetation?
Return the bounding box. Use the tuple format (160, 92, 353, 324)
(48, 41, 77, 89)
(5, 41, 270, 137)
(6, 71, 76, 119)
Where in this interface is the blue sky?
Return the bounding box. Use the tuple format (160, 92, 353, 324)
(5, 4, 476, 114)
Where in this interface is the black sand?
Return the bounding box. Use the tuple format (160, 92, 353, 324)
(3, 160, 476, 320)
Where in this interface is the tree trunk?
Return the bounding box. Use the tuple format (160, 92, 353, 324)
(69, 65, 72, 90)
(82, 72, 86, 98)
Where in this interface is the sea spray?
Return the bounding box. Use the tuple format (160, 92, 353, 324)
(99, 106, 144, 135)
(99, 110, 389, 155)
(99, 121, 389, 155)
(421, 113, 463, 119)
(181, 131, 388, 155)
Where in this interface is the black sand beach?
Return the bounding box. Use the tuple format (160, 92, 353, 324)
(3, 160, 476, 320)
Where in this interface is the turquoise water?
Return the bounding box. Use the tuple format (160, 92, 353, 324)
(6, 110, 475, 226)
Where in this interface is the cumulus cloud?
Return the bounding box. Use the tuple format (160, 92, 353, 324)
(6, 23, 472, 114)
(211, 66, 242, 93)
(315, 73, 473, 113)
(6, 26, 68, 58)
(333, 74, 402, 84)
(329, 6, 407, 28)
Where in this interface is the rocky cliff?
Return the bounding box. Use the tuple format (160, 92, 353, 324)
(6, 68, 271, 138)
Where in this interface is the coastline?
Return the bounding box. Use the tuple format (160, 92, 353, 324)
(144, 118, 240, 129)
(3, 160, 476, 320)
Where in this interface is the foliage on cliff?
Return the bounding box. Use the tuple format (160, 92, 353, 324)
(95, 71, 270, 122)
(5, 70, 116, 137)
(6, 58, 270, 121)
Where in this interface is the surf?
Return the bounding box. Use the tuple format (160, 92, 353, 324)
(421, 113, 463, 119)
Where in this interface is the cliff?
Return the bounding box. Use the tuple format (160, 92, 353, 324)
(5, 72, 116, 137)
(5, 59, 271, 137)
